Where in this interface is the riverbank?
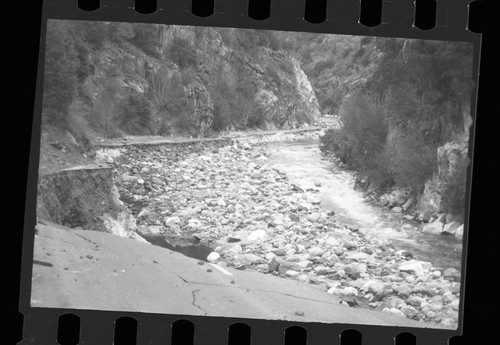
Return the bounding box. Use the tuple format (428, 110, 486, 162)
(91, 130, 461, 329)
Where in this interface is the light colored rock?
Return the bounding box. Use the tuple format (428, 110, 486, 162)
(248, 229, 267, 241)
(442, 221, 461, 235)
(346, 251, 375, 263)
(443, 267, 461, 282)
(265, 252, 277, 261)
(324, 236, 340, 247)
(399, 260, 425, 276)
(406, 295, 426, 307)
(391, 206, 403, 213)
(297, 260, 311, 268)
(207, 252, 220, 262)
(307, 246, 324, 257)
(455, 224, 464, 239)
(285, 270, 300, 277)
(307, 213, 322, 222)
(314, 266, 329, 275)
(422, 220, 444, 234)
(328, 286, 358, 298)
(278, 261, 302, 275)
(227, 244, 243, 254)
(235, 253, 265, 266)
(400, 304, 418, 317)
(363, 280, 391, 295)
(393, 285, 412, 297)
(382, 308, 406, 318)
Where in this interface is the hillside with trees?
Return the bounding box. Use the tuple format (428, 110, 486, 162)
(317, 37, 473, 220)
(41, 20, 320, 149)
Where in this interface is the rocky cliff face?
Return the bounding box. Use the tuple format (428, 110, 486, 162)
(79, 24, 320, 137)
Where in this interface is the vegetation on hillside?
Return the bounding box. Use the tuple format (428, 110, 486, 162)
(41, 21, 308, 143)
(319, 38, 473, 216)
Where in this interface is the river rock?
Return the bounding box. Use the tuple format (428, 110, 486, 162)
(248, 229, 267, 241)
(328, 286, 358, 298)
(422, 220, 444, 234)
(324, 236, 340, 247)
(285, 270, 300, 277)
(227, 235, 241, 243)
(307, 213, 322, 222)
(265, 252, 277, 261)
(406, 295, 427, 307)
(278, 261, 302, 275)
(307, 246, 324, 257)
(393, 285, 412, 297)
(346, 251, 375, 263)
(382, 307, 406, 318)
(443, 268, 461, 282)
(342, 262, 364, 279)
(234, 253, 265, 266)
(363, 280, 392, 295)
(442, 221, 461, 235)
(399, 260, 425, 276)
(400, 304, 418, 318)
(227, 244, 243, 254)
(207, 252, 220, 262)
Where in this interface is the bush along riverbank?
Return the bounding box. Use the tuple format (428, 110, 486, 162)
(93, 130, 460, 329)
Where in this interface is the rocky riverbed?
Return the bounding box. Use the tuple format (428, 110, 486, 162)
(96, 130, 461, 329)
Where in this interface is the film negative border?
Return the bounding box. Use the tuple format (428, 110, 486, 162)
(17, 0, 483, 344)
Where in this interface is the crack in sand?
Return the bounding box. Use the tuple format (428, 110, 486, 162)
(175, 275, 340, 306)
(191, 289, 207, 315)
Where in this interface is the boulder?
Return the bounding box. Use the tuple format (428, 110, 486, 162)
(422, 220, 444, 234)
(248, 229, 267, 241)
(400, 304, 418, 318)
(278, 261, 302, 275)
(207, 252, 220, 262)
(363, 280, 392, 295)
(398, 260, 425, 276)
(443, 268, 461, 282)
(402, 196, 416, 211)
(307, 213, 322, 222)
(324, 236, 340, 247)
(285, 270, 300, 277)
(455, 224, 464, 239)
(393, 285, 412, 297)
(342, 262, 364, 279)
(382, 308, 406, 318)
(328, 286, 358, 298)
(442, 221, 461, 236)
(307, 246, 324, 257)
(234, 253, 265, 266)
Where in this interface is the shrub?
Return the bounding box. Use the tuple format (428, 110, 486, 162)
(384, 133, 437, 193)
(117, 92, 152, 134)
(278, 58, 295, 76)
(166, 37, 198, 70)
(131, 23, 160, 58)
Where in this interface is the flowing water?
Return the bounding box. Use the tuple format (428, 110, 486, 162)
(267, 139, 463, 271)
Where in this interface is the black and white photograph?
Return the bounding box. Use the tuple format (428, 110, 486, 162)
(30, 19, 475, 330)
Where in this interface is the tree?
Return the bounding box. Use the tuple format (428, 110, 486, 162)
(42, 20, 78, 125)
(166, 37, 198, 70)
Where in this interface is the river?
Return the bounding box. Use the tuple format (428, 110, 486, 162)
(266, 138, 463, 271)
